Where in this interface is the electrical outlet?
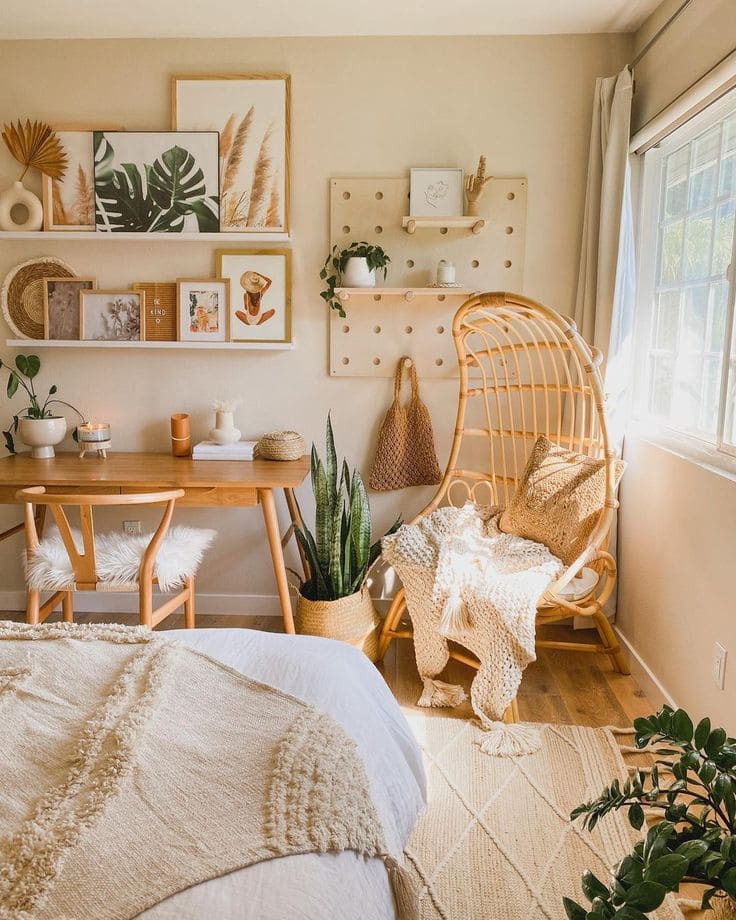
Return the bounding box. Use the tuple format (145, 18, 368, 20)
(713, 642, 728, 690)
(123, 520, 141, 536)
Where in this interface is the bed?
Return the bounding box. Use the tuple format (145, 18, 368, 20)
(135, 627, 427, 920)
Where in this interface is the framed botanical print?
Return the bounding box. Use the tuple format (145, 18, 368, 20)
(409, 167, 464, 217)
(93, 131, 220, 233)
(177, 278, 229, 343)
(172, 74, 290, 234)
(80, 290, 144, 342)
(43, 277, 96, 340)
(216, 249, 291, 344)
(41, 124, 123, 231)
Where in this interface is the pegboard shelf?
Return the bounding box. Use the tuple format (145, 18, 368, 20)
(402, 216, 485, 234)
(336, 287, 477, 302)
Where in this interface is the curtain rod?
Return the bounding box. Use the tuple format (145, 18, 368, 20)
(629, 0, 695, 71)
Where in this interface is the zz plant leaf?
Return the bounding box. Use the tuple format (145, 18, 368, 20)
(566, 706, 736, 917)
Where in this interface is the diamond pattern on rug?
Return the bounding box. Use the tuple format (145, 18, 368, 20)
(403, 717, 684, 920)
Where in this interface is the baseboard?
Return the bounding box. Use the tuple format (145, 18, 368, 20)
(615, 626, 677, 710)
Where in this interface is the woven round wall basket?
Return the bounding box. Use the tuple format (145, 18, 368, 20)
(257, 430, 305, 461)
(295, 587, 381, 661)
(1, 257, 75, 339)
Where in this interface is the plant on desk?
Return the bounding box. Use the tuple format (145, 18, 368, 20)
(1, 354, 85, 458)
(293, 414, 400, 660)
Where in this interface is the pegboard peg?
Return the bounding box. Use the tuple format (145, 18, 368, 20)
(471, 219, 486, 235)
(404, 290, 415, 302)
(338, 290, 350, 302)
(405, 219, 416, 234)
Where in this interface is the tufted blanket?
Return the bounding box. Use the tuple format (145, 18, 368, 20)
(0, 622, 416, 920)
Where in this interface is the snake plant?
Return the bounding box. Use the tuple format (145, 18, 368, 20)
(294, 415, 400, 601)
(566, 706, 736, 918)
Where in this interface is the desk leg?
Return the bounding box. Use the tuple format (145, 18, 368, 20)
(259, 488, 295, 634)
(283, 487, 309, 581)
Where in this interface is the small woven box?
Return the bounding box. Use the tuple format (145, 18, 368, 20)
(257, 430, 305, 461)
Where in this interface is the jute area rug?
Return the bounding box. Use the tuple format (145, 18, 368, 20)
(403, 714, 686, 920)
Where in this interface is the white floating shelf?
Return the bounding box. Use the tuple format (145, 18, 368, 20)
(6, 339, 294, 351)
(0, 231, 290, 242)
(335, 287, 477, 302)
(401, 216, 485, 235)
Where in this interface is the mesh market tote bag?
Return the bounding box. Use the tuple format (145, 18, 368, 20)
(370, 358, 443, 491)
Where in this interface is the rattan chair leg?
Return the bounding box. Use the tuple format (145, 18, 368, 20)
(376, 588, 407, 661)
(592, 608, 629, 675)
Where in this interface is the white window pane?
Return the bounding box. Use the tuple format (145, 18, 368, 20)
(672, 354, 703, 431)
(649, 354, 674, 418)
(689, 126, 720, 210)
(682, 285, 708, 352)
(712, 200, 735, 274)
(659, 220, 683, 284)
(682, 211, 713, 281)
(709, 281, 729, 353)
(701, 356, 722, 435)
(655, 291, 679, 349)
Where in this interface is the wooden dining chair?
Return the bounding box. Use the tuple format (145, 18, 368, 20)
(377, 292, 627, 721)
(17, 487, 215, 629)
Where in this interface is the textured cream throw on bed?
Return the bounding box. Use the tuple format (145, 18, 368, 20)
(382, 504, 564, 757)
(0, 622, 416, 920)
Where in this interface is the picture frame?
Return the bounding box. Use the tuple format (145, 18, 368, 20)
(216, 249, 291, 344)
(172, 74, 290, 234)
(177, 278, 230, 343)
(409, 167, 464, 217)
(41, 124, 124, 232)
(93, 131, 220, 233)
(133, 282, 178, 341)
(43, 277, 97, 340)
(79, 290, 145, 342)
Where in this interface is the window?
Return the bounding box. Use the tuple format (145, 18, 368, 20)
(635, 91, 736, 462)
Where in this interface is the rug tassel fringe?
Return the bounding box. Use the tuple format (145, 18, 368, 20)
(478, 722, 542, 758)
(383, 855, 420, 920)
(417, 677, 467, 709)
(438, 589, 471, 637)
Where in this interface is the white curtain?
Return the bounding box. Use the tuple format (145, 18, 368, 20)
(574, 66, 636, 622)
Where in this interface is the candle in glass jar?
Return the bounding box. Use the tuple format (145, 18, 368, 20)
(78, 422, 111, 443)
(437, 260, 456, 284)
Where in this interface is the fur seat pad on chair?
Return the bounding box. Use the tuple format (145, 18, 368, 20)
(24, 526, 216, 592)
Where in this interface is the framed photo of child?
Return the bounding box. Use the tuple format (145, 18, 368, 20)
(177, 279, 230, 343)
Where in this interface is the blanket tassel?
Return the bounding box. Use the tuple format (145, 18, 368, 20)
(438, 589, 472, 637)
(478, 721, 542, 758)
(417, 677, 467, 709)
(383, 854, 420, 920)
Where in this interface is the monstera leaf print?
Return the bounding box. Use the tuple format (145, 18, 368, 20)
(93, 134, 219, 233)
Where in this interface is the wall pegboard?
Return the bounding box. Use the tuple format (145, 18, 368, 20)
(329, 175, 527, 377)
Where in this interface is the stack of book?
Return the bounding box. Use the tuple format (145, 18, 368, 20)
(191, 440, 257, 461)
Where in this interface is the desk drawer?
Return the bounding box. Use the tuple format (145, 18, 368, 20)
(121, 486, 258, 507)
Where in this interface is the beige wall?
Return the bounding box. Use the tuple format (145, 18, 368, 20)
(617, 1, 736, 726)
(631, 0, 736, 132)
(0, 34, 630, 611)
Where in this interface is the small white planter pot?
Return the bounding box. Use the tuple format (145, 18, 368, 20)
(209, 410, 241, 445)
(18, 417, 67, 459)
(0, 181, 44, 232)
(342, 257, 376, 288)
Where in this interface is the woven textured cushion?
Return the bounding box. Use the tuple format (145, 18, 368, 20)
(498, 436, 624, 566)
(24, 526, 216, 592)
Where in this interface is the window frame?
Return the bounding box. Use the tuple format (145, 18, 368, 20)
(633, 89, 736, 473)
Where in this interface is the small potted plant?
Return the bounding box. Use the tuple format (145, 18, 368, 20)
(293, 415, 400, 660)
(565, 706, 736, 919)
(320, 241, 391, 318)
(1, 354, 85, 458)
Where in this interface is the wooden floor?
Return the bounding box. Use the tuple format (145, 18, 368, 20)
(3, 611, 654, 727)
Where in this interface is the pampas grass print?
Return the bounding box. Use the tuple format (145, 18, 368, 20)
(218, 109, 282, 229)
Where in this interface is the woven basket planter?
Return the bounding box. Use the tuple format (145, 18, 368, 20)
(295, 587, 380, 661)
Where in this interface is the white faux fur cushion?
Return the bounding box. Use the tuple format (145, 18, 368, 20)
(24, 526, 217, 593)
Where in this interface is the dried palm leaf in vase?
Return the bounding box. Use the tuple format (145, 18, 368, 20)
(2, 120, 68, 181)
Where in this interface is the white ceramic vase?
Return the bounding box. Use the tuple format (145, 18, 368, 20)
(209, 410, 241, 445)
(342, 257, 376, 288)
(0, 180, 44, 232)
(18, 417, 67, 459)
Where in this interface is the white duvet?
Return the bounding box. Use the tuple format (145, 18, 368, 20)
(139, 628, 426, 920)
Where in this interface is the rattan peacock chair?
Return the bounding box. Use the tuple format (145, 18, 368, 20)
(376, 292, 627, 721)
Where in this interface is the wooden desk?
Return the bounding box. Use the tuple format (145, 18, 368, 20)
(0, 452, 311, 633)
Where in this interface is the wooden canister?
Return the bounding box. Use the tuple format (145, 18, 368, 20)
(170, 413, 191, 457)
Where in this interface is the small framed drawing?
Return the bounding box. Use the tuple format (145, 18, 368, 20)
(216, 249, 291, 344)
(80, 290, 144, 342)
(177, 279, 230, 343)
(42, 124, 123, 231)
(409, 168, 464, 217)
(93, 131, 220, 233)
(172, 74, 290, 234)
(43, 277, 96, 340)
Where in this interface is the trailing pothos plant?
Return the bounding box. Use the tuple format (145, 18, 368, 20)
(1, 355, 86, 453)
(565, 706, 736, 919)
(319, 242, 391, 318)
(294, 415, 400, 601)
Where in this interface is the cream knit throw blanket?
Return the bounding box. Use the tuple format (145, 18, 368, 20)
(0, 622, 417, 920)
(382, 503, 563, 757)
